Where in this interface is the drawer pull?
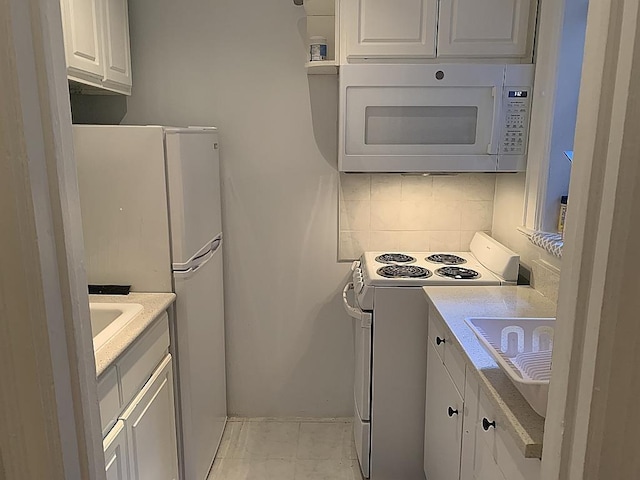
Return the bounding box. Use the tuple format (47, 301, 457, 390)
(436, 337, 445, 346)
(482, 418, 496, 431)
(448, 407, 458, 417)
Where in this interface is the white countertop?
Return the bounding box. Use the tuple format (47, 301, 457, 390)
(422, 286, 557, 459)
(92, 292, 176, 377)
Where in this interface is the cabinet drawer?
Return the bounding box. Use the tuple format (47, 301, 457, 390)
(444, 342, 466, 398)
(428, 311, 447, 361)
(429, 309, 466, 396)
(119, 313, 170, 410)
(477, 391, 541, 480)
(98, 365, 121, 435)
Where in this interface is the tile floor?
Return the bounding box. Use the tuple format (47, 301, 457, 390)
(207, 418, 364, 480)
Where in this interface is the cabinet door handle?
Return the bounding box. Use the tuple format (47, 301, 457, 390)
(482, 418, 496, 431)
(448, 407, 458, 417)
(436, 337, 445, 346)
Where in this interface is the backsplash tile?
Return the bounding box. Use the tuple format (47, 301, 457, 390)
(339, 174, 497, 260)
(371, 175, 402, 200)
(430, 231, 463, 251)
(340, 174, 370, 201)
(530, 260, 561, 304)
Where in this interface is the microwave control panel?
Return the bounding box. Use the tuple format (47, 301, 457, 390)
(500, 88, 532, 155)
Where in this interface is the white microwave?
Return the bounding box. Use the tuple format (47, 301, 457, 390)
(338, 64, 535, 173)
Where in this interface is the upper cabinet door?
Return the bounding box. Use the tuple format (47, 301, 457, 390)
(102, 0, 132, 93)
(438, 0, 532, 58)
(60, 0, 104, 81)
(343, 0, 438, 58)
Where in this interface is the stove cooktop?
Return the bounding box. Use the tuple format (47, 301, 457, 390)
(360, 251, 504, 287)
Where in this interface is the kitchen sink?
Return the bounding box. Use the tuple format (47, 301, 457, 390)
(465, 317, 556, 418)
(90, 303, 143, 351)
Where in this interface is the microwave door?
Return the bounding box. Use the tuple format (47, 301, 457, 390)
(346, 86, 497, 157)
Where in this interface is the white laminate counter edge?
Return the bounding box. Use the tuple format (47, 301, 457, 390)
(91, 292, 176, 377)
(422, 286, 557, 459)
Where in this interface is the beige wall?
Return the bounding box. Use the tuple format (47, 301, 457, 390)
(492, 173, 561, 301)
(123, 0, 354, 417)
(339, 174, 496, 260)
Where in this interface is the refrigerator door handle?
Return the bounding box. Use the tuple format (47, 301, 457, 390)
(172, 234, 223, 272)
(173, 236, 221, 277)
(173, 249, 213, 278)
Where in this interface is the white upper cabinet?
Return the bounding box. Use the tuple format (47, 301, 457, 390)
(60, 0, 104, 81)
(342, 0, 438, 59)
(437, 0, 532, 58)
(60, 0, 132, 94)
(102, 0, 132, 92)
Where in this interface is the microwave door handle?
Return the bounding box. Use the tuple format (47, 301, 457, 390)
(342, 282, 372, 328)
(489, 85, 502, 155)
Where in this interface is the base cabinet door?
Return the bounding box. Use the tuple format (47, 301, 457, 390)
(424, 339, 464, 480)
(474, 440, 506, 480)
(121, 355, 179, 480)
(437, 0, 532, 58)
(104, 420, 129, 480)
(342, 0, 438, 58)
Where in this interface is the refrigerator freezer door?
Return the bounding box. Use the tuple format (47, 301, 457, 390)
(173, 245, 227, 480)
(165, 130, 222, 264)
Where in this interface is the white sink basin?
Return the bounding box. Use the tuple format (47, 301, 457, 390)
(465, 317, 556, 418)
(90, 303, 143, 351)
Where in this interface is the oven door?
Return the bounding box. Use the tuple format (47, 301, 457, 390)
(343, 282, 372, 478)
(339, 64, 506, 172)
(342, 282, 372, 422)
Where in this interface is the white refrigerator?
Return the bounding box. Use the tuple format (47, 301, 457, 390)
(74, 125, 227, 480)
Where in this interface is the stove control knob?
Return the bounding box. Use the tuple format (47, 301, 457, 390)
(355, 279, 364, 293)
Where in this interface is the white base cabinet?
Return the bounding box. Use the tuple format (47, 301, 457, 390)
(425, 310, 542, 480)
(60, 0, 132, 94)
(98, 313, 178, 480)
(424, 339, 464, 480)
(104, 420, 129, 480)
(122, 355, 179, 480)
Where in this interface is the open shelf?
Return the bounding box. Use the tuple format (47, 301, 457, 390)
(303, 0, 339, 75)
(305, 60, 339, 75)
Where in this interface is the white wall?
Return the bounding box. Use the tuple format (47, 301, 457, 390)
(124, 0, 353, 417)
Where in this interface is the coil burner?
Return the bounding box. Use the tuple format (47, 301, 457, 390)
(435, 266, 480, 280)
(426, 254, 467, 265)
(377, 265, 432, 279)
(375, 253, 416, 264)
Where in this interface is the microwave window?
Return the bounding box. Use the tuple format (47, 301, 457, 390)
(364, 106, 478, 145)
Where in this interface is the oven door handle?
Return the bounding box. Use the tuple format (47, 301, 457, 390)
(342, 282, 372, 328)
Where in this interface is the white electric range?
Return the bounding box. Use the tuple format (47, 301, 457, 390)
(342, 232, 519, 480)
